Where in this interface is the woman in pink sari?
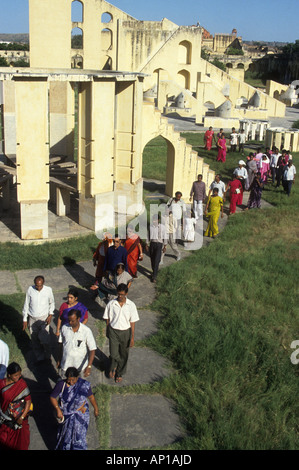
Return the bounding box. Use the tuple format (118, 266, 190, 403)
(124, 226, 143, 278)
(217, 133, 227, 162)
(0, 362, 32, 450)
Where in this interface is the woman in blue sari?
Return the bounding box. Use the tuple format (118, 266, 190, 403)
(50, 367, 99, 450)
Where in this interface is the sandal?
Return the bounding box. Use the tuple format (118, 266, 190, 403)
(109, 369, 116, 379)
(115, 375, 122, 383)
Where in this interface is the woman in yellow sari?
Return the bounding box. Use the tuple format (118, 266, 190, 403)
(204, 188, 224, 238)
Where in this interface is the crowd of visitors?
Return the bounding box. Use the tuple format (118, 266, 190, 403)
(0, 127, 296, 450)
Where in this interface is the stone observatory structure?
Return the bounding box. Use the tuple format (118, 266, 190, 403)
(0, 0, 286, 240)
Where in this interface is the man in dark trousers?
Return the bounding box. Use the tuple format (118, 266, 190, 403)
(145, 214, 167, 283)
(103, 283, 139, 383)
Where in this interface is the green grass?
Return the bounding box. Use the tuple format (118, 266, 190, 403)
(0, 234, 99, 271)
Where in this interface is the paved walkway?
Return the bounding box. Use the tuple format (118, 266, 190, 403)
(0, 191, 273, 450)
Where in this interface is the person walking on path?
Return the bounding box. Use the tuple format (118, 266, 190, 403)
(161, 209, 181, 263)
(204, 126, 215, 151)
(50, 366, 99, 450)
(282, 160, 296, 196)
(166, 191, 186, 240)
(145, 214, 167, 283)
(204, 188, 224, 238)
(207, 174, 226, 200)
(124, 225, 143, 278)
(56, 287, 89, 337)
(245, 172, 264, 210)
(225, 174, 243, 215)
(0, 362, 32, 450)
(216, 133, 227, 162)
(22, 275, 55, 364)
(57, 310, 97, 379)
(189, 174, 206, 220)
(104, 236, 128, 274)
(103, 284, 139, 383)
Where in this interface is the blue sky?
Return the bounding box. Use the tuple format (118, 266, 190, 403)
(0, 0, 298, 43)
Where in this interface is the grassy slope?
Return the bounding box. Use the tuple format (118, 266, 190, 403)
(143, 133, 299, 449)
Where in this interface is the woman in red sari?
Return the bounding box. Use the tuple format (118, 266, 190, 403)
(0, 362, 32, 450)
(217, 133, 227, 162)
(124, 226, 143, 278)
(225, 174, 243, 215)
(204, 126, 214, 151)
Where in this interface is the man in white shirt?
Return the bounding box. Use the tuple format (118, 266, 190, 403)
(0, 339, 9, 379)
(166, 191, 186, 239)
(208, 174, 226, 200)
(103, 284, 139, 383)
(283, 160, 296, 196)
(270, 147, 281, 185)
(22, 275, 55, 362)
(57, 309, 97, 377)
(233, 160, 248, 190)
(230, 128, 238, 152)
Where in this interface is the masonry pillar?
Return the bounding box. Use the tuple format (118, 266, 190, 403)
(15, 78, 49, 239)
(49, 81, 75, 159)
(114, 78, 143, 216)
(0, 81, 17, 156)
(78, 79, 115, 233)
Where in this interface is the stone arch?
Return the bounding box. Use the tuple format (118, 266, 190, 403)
(71, 0, 84, 23)
(177, 69, 190, 90)
(273, 90, 280, 100)
(102, 56, 112, 70)
(72, 54, 83, 69)
(237, 63, 245, 69)
(101, 28, 112, 50)
(178, 40, 192, 65)
(71, 27, 83, 49)
(101, 12, 113, 23)
(204, 101, 215, 116)
(142, 135, 175, 197)
(226, 63, 233, 69)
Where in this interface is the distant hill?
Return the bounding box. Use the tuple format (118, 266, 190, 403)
(0, 33, 29, 44)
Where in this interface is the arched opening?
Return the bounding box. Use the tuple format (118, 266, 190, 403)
(273, 90, 280, 100)
(237, 63, 245, 69)
(101, 28, 112, 50)
(178, 41, 192, 65)
(226, 63, 233, 69)
(72, 0, 83, 23)
(101, 12, 113, 23)
(102, 56, 112, 70)
(204, 101, 215, 116)
(72, 54, 83, 69)
(142, 136, 175, 199)
(177, 69, 190, 90)
(71, 27, 83, 49)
